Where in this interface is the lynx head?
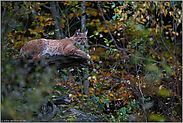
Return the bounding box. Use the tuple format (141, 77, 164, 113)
(73, 29, 88, 46)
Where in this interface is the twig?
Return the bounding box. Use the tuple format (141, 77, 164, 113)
(41, 5, 50, 10)
(77, 67, 84, 99)
(70, 21, 80, 29)
(97, 1, 127, 52)
(173, 20, 181, 107)
(89, 44, 163, 64)
(59, 5, 71, 20)
(156, 21, 175, 60)
(134, 28, 147, 121)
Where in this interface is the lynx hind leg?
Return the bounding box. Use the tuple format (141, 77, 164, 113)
(20, 48, 41, 61)
(32, 55, 41, 62)
(20, 49, 33, 60)
(32, 53, 50, 62)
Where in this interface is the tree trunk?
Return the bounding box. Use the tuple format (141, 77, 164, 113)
(81, 1, 86, 33)
(50, 1, 64, 39)
(56, 1, 65, 38)
(16, 55, 89, 76)
(81, 1, 89, 95)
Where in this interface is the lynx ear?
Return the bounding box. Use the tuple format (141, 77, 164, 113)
(75, 30, 79, 36)
(85, 30, 88, 35)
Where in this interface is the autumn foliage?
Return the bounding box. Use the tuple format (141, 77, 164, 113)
(1, 1, 182, 122)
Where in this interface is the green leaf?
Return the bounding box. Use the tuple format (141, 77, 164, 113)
(102, 98, 111, 107)
(104, 5, 110, 8)
(112, 15, 116, 20)
(110, 45, 115, 48)
(111, 115, 116, 122)
(94, 97, 99, 102)
(149, 114, 166, 122)
(31, 22, 36, 26)
(162, 61, 172, 74)
(108, 40, 113, 43)
(55, 29, 59, 32)
(158, 89, 171, 98)
(128, 106, 132, 111)
(103, 38, 108, 41)
(111, 4, 115, 9)
(119, 1, 123, 5)
(120, 107, 127, 114)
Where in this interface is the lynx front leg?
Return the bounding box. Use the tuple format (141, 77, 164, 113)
(63, 45, 90, 59)
(75, 49, 90, 59)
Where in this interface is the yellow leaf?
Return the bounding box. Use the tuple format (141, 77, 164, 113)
(69, 13, 74, 19)
(166, 25, 172, 27)
(169, 11, 173, 16)
(41, 23, 44, 27)
(114, 8, 117, 13)
(166, 2, 170, 6)
(98, 12, 101, 16)
(171, 72, 175, 76)
(109, 93, 113, 97)
(84, 95, 89, 97)
(72, 95, 77, 99)
(93, 11, 97, 17)
(103, 29, 108, 33)
(20, 30, 26, 34)
(168, 56, 172, 60)
(90, 21, 94, 26)
(95, 19, 100, 22)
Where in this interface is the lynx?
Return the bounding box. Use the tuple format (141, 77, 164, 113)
(20, 30, 90, 61)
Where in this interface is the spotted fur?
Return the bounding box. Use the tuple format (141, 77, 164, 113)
(20, 30, 90, 61)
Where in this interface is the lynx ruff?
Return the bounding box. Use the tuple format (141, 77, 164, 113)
(20, 30, 90, 61)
